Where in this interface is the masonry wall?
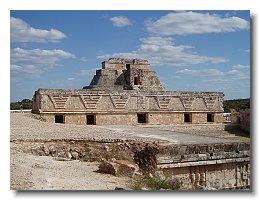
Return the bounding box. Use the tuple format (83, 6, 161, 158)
(231, 109, 250, 133)
(240, 109, 250, 133)
(155, 142, 250, 189)
(41, 114, 55, 123)
(214, 113, 224, 124)
(162, 162, 250, 189)
(40, 112, 224, 126)
(65, 113, 86, 124)
(148, 113, 184, 125)
(96, 113, 136, 125)
(191, 113, 207, 124)
(33, 89, 225, 125)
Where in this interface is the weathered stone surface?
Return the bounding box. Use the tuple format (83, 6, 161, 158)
(98, 161, 118, 175)
(114, 160, 139, 178)
(48, 145, 57, 155)
(98, 160, 139, 178)
(57, 151, 72, 159)
(31, 147, 45, 156)
(134, 145, 158, 172)
(231, 109, 250, 133)
(71, 151, 79, 160)
(43, 146, 50, 155)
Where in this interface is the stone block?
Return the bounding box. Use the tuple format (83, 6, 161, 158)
(115, 160, 139, 178)
(98, 160, 118, 175)
(98, 160, 139, 178)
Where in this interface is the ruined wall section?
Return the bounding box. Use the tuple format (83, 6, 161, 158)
(32, 92, 41, 113)
(231, 109, 250, 133)
(155, 142, 250, 189)
(126, 67, 165, 91)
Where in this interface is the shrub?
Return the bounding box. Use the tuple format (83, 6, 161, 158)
(131, 177, 180, 190)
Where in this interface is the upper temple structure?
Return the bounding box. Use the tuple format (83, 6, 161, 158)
(32, 58, 224, 125)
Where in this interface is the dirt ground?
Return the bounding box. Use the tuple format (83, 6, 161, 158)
(10, 142, 131, 190)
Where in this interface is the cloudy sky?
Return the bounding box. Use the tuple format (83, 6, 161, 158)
(10, 10, 250, 102)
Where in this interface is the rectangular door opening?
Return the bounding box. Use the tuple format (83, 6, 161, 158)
(207, 113, 214, 122)
(134, 76, 141, 85)
(138, 113, 147, 123)
(55, 115, 64, 123)
(87, 114, 95, 125)
(184, 113, 192, 123)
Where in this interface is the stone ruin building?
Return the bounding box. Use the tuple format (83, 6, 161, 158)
(32, 58, 224, 125)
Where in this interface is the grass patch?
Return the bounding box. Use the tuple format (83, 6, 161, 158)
(131, 177, 180, 190)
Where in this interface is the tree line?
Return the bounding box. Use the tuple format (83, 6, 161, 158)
(223, 98, 250, 113)
(10, 99, 32, 110)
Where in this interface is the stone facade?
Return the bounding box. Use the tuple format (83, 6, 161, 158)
(231, 109, 250, 133)
(32, 58, 224, 125)
(155, 142, 250, 189)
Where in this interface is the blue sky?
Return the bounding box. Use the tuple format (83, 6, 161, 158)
(10, 10, 250, 102)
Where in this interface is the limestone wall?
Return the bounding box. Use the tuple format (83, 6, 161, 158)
(231, 109, 250, 133)
(240, 109, 250, 132)
(32, 89, 224, 125)
(191, 113, 206, 124)
(33, 90, 224, 113)
(65, 113, 86, 124)
(39, 112, 224, 126)
(41, 114, 55, 123)
(96, 113, 136, 125)
(214, 113, 224, 124)
(155, 142, 250, 189)
(162, 162, 249, 189)
(148, 113, 184, 125)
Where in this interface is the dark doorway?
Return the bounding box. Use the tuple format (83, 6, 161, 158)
(55, 115, 64, 123)
(134, 76, 141, 85)
(184, 113, 191, 123)
(237, 116, 241, 124)
(87, 115, 95, 125)
(138, 113, 147, 123)
(126, 64, 130, 70)
(207, 113, 214, 122)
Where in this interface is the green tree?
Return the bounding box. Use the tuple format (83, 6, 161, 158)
(10, 99, 32, 110)
(223, 98, 250, 112)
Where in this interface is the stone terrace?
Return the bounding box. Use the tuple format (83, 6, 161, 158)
(11, 113, 246, 144)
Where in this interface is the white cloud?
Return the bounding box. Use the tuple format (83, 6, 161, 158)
(77, 69, 97, 77)
(11, 17, 66, 43)
(11, 48, 75, 65)
(11, 64, 43, 79)
(11, 48, 75, 80)
(176, 68, 224, 76)
(176, 64, 249, 81)
(109, 16, 132, 27)
(67, 77, 75, 81)
(226, 69, 248, 79)
(146, 11, 249, 35)
(232, 64, 249, 70)
(97, 36, 227, 67)
(79, 57, 88, 62)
